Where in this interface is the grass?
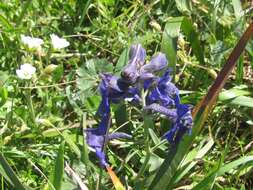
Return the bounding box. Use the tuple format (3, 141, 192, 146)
(0, 0, 253, 189)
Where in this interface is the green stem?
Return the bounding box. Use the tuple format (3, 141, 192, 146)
(26, 88, 36, 125)
(151, 139, 167, 151)
(134, 90, 152, 181)
(81, 113, 90, 166)
(134, 116, 151, 180)
(96, 114, 112, 189)
(46, 46, 52, 66)
(96, 169, 103, 190)
(81, 113, 94, 189)
(38, 54, 43, 71)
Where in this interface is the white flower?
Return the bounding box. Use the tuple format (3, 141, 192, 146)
(21, 35, 44, 49)
(50, 34, 70, 49)
(16, 64, 36, 80)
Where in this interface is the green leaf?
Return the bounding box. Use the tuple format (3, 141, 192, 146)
(0, 164, 13, 186)
(76, 58, 113, 103)
(170, 138, 214, 185)
(175, 0, 191, 14)
(219, 88, 251, 100)
(114, 47, 129, 73)
(52, 142, 65, 190)
(77, 0, 92, 27)
(114, 103, 129, 129)
(219, 88, 253, 108)
(0, 14, 12, 30)
(76, 67, 96, 102)
(95, 58, 114, 73)
(148, 128, 160, 145)
(0, 87, 8, 107)
(181, 18, 204, 65)
(232, 0, 244, 20)
(0, 71, 9, 87)
(62, 131, 81, 158)
(161, 17, 204, 78)
(222, 96, 253, 108)
(148, 153, 164, 172)
(161, 17, 181, 76)
(85, 59, 97, 75)
(66, 86, 83, 116)
(76, 78, 95, 92)
(16, 0, 32, 27)
(52, 64, 64, 82)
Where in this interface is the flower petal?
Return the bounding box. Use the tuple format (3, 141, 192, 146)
(144, 103, 177, 122)
(140, 53, 168, 74)
(50, 34, 70, 49)
(121, 44, 146, 84)
(108, 132, 132, 140)
(95, 148, 108, 167)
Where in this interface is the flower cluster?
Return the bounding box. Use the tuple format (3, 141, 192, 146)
(21, 35, 44, 49)
(86, 44, 193, 167)
(17, 34, 70, 80)
(21, 34, 70, 50)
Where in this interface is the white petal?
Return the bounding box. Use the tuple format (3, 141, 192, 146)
(16, 69, 25, 79)
(50, 34, 70, 49)
(21, 35, 43, 49)
(16, 64, 36, 80)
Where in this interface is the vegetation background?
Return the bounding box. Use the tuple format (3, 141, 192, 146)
(0, 0, 253, 189)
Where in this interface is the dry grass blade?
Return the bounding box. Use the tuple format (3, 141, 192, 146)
(106, 166, 125, 190)
(65, 162, 89, 190)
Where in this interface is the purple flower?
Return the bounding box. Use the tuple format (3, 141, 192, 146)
(121, 44, 146, 84)
(97, 74, 128, 116)
(144, 68, 193, 144)
(163, 104, 193, 144)
(89, 43, 194, 168)
(140, 53, 168, 80)
(125, 87, 141, 103)
(86, 126, 132, 167)
(147, 69, 179, 107)
(144, 103, 177, 122)
(90, 73, 135, 167)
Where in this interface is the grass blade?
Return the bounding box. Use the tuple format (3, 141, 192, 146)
(52, 142, 65, 190)
(16, 0, 32, 27)
(0, 154, 27, 190)
(171, 138, 214, 185)
(0, 14, 13, 30)
(62, 130, 81, 158)
(149, 21, 253, 190)
(192, 156, 253, 190)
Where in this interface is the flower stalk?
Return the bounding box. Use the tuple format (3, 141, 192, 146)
(85, 44, 193, 176)
(25, 87, 36, 125)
